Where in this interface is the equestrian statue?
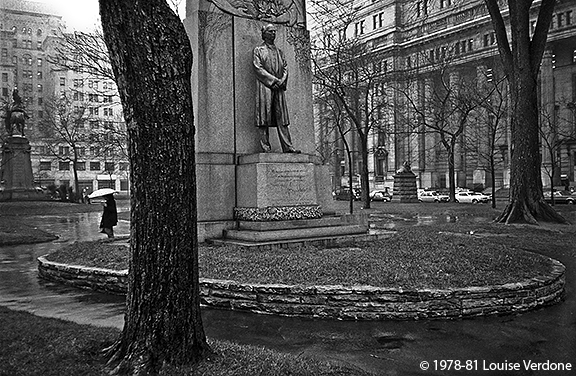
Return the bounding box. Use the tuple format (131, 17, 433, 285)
(4, 90, 29, 137)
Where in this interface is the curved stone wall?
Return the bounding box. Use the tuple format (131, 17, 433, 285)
(37, 256, 565, 320)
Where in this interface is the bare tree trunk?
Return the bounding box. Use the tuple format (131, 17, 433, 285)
(360, 139, 371, 209)
(490, 155, 497, 208)
(486, 0, 564, 224)
(448, 146, 456, 201)
(347, 149, 354, 214)
(99, 0, 211, 374)
(495, 75, 564, 223)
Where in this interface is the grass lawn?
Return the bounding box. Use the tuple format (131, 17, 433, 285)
(45, 201, 572, 290)
(0, 306, 367, 376)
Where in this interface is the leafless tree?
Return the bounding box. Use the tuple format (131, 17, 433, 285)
(395, 47, 494, 202)
(464, 68, 510, 208)
(310, 0, 393, 208)
(38, 94, 90, 201)
(315, 92, 357, 212)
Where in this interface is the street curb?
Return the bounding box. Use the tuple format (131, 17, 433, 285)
(37, 255, 565, 320)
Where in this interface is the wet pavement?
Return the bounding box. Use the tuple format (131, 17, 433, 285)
(1, 210, 575, 375)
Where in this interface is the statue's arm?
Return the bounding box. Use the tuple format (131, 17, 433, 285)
(253, 47, 281, 89)
(278, 49, 288, 91)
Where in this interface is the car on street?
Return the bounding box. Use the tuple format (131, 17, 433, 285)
(543, 190, 576, 205)
(333, 187, 361, 201)
(418, 190, 449, 203)
(455, 191, 490, 204)
(370, 190, 392, 202)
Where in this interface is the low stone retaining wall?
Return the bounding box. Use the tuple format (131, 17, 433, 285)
(37, 256, 565, 320)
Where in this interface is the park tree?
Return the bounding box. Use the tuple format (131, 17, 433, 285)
(396, 49, 494, 202)
(98, 0, 211, 373)
(464, 68, 510, 208)
(310, 0, 393, 209)
(48, 28, 114, 82)
(484, 0, 565, 224)
(39, 94, 90, 202)
(315, 93, 357, 213)
(539, 98, 576, 204)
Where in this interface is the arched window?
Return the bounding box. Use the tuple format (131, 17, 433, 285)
(22, 54, 32, 65)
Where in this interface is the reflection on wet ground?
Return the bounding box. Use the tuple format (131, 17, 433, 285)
(368, 213, 487, 230)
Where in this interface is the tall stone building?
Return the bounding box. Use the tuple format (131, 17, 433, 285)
(1, 0, 128, 197)
(313, 0, 576, 193)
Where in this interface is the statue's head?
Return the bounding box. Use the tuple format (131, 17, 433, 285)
(261, 24, 277, 44)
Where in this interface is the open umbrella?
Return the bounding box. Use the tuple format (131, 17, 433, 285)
(88, 188, 116, 199)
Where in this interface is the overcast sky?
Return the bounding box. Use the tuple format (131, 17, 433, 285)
(36, 0, 186, 32)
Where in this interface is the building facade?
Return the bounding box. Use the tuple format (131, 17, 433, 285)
(1, 0, 128, 197)
(313, 0, 576, 193)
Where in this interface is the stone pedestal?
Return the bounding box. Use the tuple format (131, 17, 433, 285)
(235, 153, 322, 221)
(0, 136, 43, 201)
(203, 152, 369, 249)
(392, 172, 418, 203)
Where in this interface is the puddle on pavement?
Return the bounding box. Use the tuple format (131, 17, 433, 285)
(369, 213, 491, 230)
(374, 333, 415, 350)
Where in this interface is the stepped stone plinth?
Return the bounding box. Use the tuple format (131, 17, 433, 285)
(392, 171, 418, 203)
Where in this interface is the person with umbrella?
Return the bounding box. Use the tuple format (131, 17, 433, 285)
(89, 188, 117, 238)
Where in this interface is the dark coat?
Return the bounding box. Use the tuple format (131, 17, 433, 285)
(100, 195, 118, 228)
(253, 43, 290, 127)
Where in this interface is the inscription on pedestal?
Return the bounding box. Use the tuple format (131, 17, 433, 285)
(236, 154, 319, 209)
(265, 165, 313, 206)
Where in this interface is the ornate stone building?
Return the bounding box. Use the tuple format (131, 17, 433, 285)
(313, 0, 576, 192)
(1, 0, 128, 196)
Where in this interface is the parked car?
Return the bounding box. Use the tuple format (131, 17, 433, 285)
(370, 190, 392, 202)
(333, 187, 361, 201)
(418, 190, 449, 203)
(455, 191, 490, 204)
(543, 190, 576, 205)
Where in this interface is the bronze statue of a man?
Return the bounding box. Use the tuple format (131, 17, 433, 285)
(253, 24, 300, 153)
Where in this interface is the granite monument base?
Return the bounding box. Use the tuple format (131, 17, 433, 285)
(211, 153, 368, 248)
(392, 172, 418, 203)
(0, 136, 43, 201)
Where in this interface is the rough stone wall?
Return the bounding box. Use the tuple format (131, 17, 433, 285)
(37, 256, 565, 320)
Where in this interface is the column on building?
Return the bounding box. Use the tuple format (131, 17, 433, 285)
(540, 49, 557, 187)
(471, 64, 491, 190)
(422, 77, 437, 188)
(448, 70, 467, 188)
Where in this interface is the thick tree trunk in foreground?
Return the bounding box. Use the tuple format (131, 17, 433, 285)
(485, 0, 565, 224)
(99, 0, 211, 374)
(495, 73, 564, 223)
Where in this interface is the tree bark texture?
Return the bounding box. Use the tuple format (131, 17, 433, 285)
(485, 0, 565, 224)
(99, 0, 211, 374)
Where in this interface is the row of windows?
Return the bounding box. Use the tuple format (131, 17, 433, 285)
(21, 70, 43, 79)
(20, 82, 43, 93)
(72, 91, 115, 103)
(13, 55, 43, 66)
(5, 39, 43, 50)
(7, 27, 44, 37)
(40, 161, 128, 172)
(63, 78, 115, 91)
(354, 0, 456, 38)
(416, 0, 452, 18)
